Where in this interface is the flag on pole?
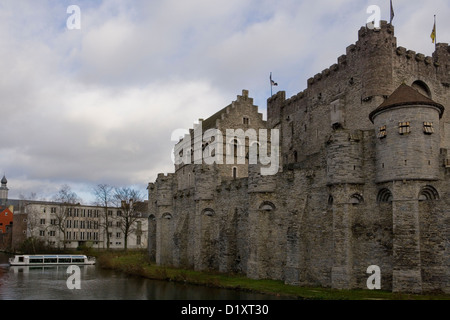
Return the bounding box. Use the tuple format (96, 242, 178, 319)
(270, 73, 278, 96)
(390, 0, 395, 24)
(270, 73, 278, 87)
(431, 15, 436, 44)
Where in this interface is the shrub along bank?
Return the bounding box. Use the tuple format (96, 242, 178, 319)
(95, 250, 450, 300)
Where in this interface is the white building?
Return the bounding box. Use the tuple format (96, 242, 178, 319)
(19, 200, 148, 250)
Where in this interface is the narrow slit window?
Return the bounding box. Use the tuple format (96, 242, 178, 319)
(423, 122, 434, 135)
(378, 125, 387, 139)
(399, 122, 410, 135)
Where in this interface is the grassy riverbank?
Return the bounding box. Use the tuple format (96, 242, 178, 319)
(94, 250, 450, 300)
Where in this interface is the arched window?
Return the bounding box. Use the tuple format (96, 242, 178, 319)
(419, 185, 439, 201)
(328, 195, 334, 207)
(349, 193, 364, 205)
(412, 80, 432, 98)
(377, 188, 393, 203)
(233, 139, 239, 158)
(162, 213, 172, 220)
(247, 141, 260, 164)
(232, 167, 237, 179)
(202, 208, 215, 217)
(259, 201, 276, 212)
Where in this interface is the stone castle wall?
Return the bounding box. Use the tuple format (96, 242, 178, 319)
(148, 21, 450, 294)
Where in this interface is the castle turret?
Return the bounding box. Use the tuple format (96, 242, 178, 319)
(0, 175, 8, 206)
(370, 84, 444, 183)
(357, 21, 397, 100)
(370, 84, 445, 293)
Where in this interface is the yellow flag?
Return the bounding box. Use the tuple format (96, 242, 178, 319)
(431, 19, 436, 43)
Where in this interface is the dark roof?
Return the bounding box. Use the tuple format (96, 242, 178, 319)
(369, 84, 445, 123)
(201, 104, 231, 131)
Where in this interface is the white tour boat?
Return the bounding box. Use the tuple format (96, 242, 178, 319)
(9, 254, 96, 266)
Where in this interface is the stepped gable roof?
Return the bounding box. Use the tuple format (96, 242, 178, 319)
(369, 84, 445, 123)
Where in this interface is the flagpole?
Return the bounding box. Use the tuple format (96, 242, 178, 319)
(434, 15, 437, 51)
(270, 72, 273, 96)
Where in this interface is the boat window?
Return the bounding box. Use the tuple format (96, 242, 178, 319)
(58, 258, 71, 263)
(72, 258, 85, 263)
(30, 258, 44, 264)
(19, 257, 24, 262)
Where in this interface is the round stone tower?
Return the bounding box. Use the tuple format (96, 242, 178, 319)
(369, 83, 444, 183)
(369, 83, 445, 294)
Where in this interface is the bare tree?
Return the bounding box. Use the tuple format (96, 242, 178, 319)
(113, 187, 144, 251)
(93, 184, 115, 250)
(53, 185, 80, 249)
(23, 203, 42, 254)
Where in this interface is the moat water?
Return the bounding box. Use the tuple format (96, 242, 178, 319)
(0, 253, 283, 300)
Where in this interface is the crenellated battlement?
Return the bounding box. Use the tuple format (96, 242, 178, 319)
(306, 21, 395, 89)
(285, 20, 446, 97)
(285, 90, 307, 107)
(395, 46, 435, 66)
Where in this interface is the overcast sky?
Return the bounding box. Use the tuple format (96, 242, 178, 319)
(1, 0, 449, 204)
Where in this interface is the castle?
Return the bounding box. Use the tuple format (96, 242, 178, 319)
(147, 21, 450, 294)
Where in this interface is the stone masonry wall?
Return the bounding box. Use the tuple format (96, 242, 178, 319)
(148, 22, 449, 294)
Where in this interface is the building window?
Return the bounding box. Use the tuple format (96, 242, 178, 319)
(40, 219, 46, 225)
(243, 117, 249, 125)
(116, 232, 121, 238)
(423, 122, 434, 135)
(259, 201, 276, 212)
(232, 167, 237, 179)
(136, 235, 141, 246)
(419, 185, 439, 201)
(377, 188, 393, 203)
(350, 193, 364, 205)
(398, 122, 411, 135)
(51, 207, 57, 213)
(378, 125, 387, 139)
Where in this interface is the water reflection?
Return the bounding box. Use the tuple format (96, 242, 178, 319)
(0, 254, 286, 300)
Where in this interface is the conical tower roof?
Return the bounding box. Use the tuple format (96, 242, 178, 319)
(369, 84, 445, 123)
(1, 175, 6, 185)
